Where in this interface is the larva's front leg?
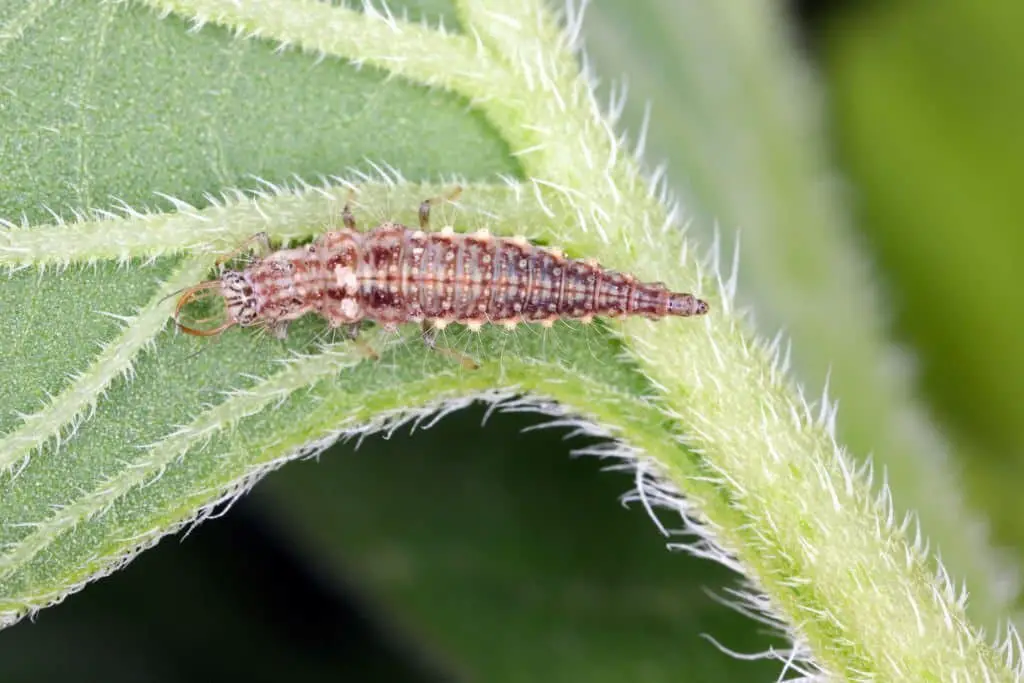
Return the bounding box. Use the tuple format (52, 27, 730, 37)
(342, 203, 357, 231)
(267, 322, 289, 340)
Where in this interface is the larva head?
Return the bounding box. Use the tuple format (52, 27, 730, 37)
(221, 270, 259, 326)
(667, 292, 710, 317)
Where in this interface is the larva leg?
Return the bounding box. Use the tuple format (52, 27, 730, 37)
(418, 186, 464, 230)
(267, 322, 289, 340)
(317, 321, 359, 343)
(338, 185, 360, 231)
(421, 321, 479, 370)
(417, 201, 429, 230)
(349, 327, 380, 361)
(216, 232, 271, 266)
(331, 321, 379, 360)
(342, 202, 357, 231)
(355, 339, 381, 361)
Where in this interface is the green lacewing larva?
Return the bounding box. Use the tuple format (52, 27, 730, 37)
(174, 190, 709, 364)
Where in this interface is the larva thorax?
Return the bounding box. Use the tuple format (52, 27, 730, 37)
(174, 194, 709, 348)
(219, 233, 363, 333)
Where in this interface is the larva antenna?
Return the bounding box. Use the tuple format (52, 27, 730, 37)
(173, 280, 236, 336)
(157, 283, 196, 306)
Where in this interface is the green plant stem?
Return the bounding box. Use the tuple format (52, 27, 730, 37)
(583, 0, 1011, 629)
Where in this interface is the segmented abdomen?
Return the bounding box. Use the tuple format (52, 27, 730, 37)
(353, 223, 706, 326)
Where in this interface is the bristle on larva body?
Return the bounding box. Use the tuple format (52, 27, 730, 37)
(174, 195, 709, 363)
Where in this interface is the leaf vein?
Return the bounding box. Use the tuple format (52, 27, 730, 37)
(135, 0, 503, 95)
(0, 257, 213, 480)
(0, 181, 565, 266)
(0, 330, 383, 576)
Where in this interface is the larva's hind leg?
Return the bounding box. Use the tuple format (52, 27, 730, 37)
(351, 336, 380, 361)
(418, 186, 464, 230)
(421, 321, 479, 370)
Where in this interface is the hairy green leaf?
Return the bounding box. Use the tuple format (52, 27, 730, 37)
(0, 0, 1018, 681)
(0, 178, 679, 623)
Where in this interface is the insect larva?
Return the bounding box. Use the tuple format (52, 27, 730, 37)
(174, 191, 709, 363)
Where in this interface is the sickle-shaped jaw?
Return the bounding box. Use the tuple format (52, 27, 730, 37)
(173, 280, 238, 336)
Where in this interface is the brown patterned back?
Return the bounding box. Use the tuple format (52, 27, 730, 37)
(345, 224, 709, 329)
(174, 197, 709, 345)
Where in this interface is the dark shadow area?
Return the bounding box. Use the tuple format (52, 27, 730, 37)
(789, 0, 856, 50)
(0, 489, 450, 683)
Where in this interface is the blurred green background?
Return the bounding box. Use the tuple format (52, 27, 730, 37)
(822, 0, 1024, 573)
(4, 0, 1024, 680)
